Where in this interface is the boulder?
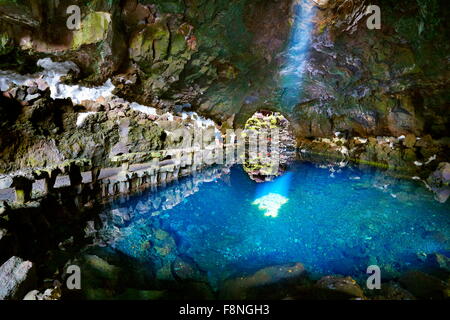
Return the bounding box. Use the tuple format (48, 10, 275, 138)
(83, 255, 121, 283)
(427, 162, 450, 203)
(434, 188, 450, 203)
(431, 163, 450, 184)
(399, 271, 449, 300)
(0, 256, 36, 300)
(314, 276, 365, 300)
(0, 176, 13, 189)
(370, 282, 415, 300)
(220, 262, 306, 300)
(171, 256, 206, 282)
(23, 290, 40, 300)
(403, 134, 416, 149)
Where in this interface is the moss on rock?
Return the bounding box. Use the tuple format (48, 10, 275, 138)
(72, 12, 112, 50)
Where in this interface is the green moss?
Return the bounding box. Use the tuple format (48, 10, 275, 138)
(0, 32, 13, 56)
(369, 62, 390, 80)
(391, 47, 422, 75)
(128, 122, 165, 152)
(141, 0, 185, 14)
(72, 12, 111, 50)
(130, 21, 170, 63)
(170, 33, 187, 56)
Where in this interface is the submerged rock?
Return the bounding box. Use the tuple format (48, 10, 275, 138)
(399, 271, 449, 300)
(369, 282, 415, 300)
(74, 254, 122, 295)
(83, 255, 121, 281)
(313, 276, 365, 300)
(252, 193, 289, 218)
(171, 256, 206, 282)
(220, 262, 306, 300)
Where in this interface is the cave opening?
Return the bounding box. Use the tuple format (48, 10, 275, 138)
(242, 110, 296, 183)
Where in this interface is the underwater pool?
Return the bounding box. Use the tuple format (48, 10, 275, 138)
(93, 161, 450, 290)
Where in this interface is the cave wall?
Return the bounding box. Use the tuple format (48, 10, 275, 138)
(0, 0, 448, 140)
(287, 0, 450, 140)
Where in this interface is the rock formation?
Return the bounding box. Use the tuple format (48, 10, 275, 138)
(0, 0, 448, 301)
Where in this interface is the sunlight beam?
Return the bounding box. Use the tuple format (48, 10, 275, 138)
(280, 0, 317, 108)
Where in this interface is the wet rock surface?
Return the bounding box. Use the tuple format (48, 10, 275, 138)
(369, 282, 416, 300)
(313, 275, 365, 300)
(297, 134, 449, 191)
(0, 81, 217, 173)
(0, 256, 36, 300)
(242, 111, 296, 182)
(399, 270, 449, 300)
(219, 262, 307, 300)
(427, 162, 450, 203)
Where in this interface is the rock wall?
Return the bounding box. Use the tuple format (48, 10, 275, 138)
(0, 0, 448, 158)
(288, 0, 449, 140)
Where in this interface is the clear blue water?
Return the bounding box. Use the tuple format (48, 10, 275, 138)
(99, 161, 450, 288)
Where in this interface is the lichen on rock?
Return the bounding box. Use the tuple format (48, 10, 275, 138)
(72, 12, 112, 50)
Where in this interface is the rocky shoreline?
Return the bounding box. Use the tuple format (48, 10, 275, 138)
(297, 135, 450, 203)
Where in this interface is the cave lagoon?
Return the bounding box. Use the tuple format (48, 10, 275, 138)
(69, 159, 449, 299)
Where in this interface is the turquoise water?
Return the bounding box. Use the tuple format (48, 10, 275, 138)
(98, 161, 450, 288)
